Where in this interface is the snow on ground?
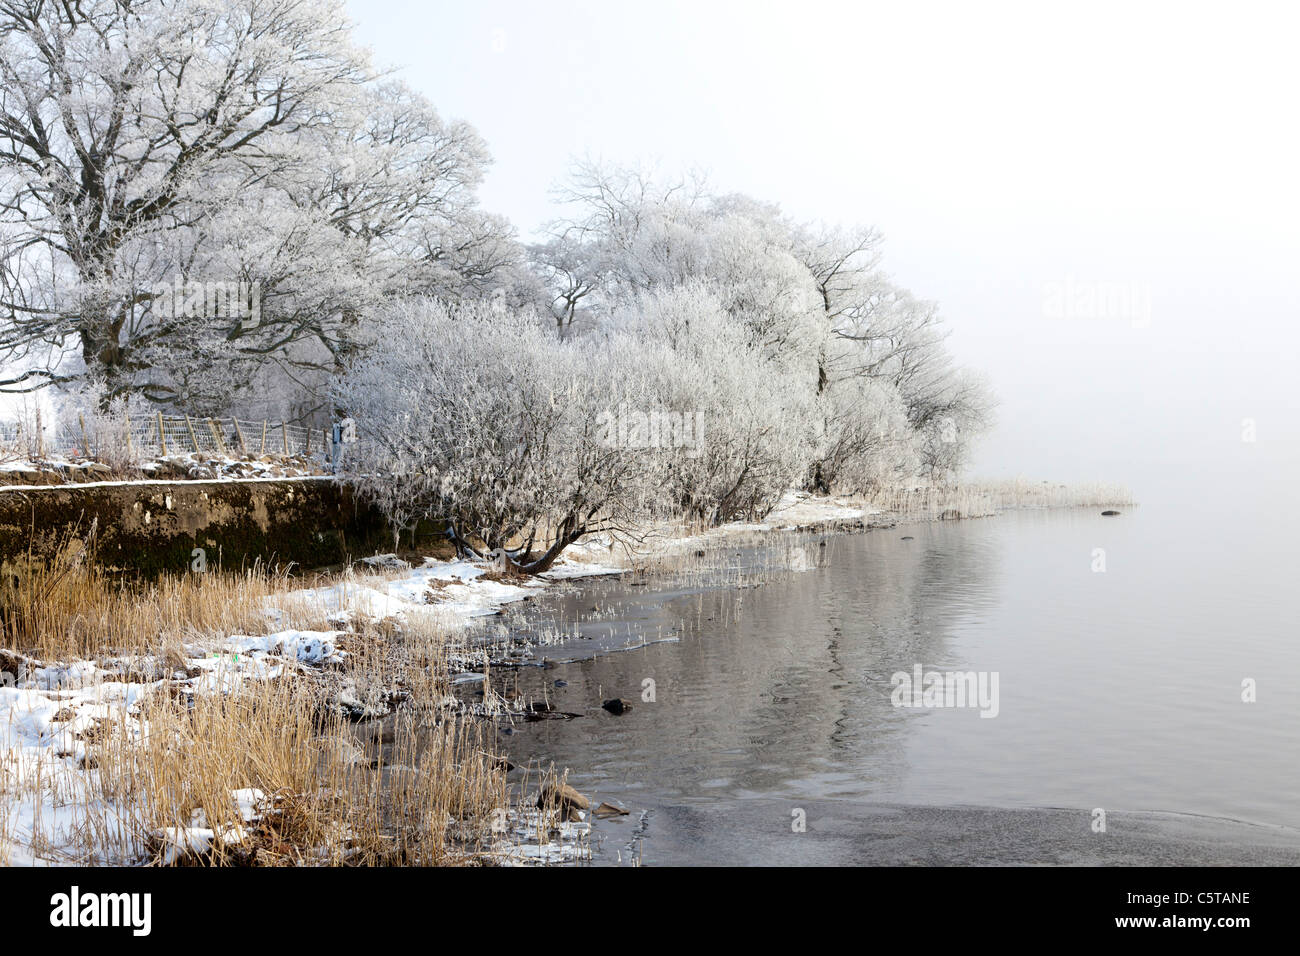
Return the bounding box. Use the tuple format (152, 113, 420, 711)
(0, 630, 348, 865)
(276, 553, 625, 634)
(567, 491, 880, 568)
(0, 451, 324, 489)
(765, 490, 878, 528)
(220, 629, 345, 665)
(0, 472, 332, 494)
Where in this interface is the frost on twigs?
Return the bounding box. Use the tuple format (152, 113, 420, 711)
(334, 299, 661, 574)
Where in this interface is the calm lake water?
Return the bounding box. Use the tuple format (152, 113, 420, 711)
(493, 477, 1300, 865)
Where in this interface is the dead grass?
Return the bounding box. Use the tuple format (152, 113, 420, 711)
(0, 532, 331, 662)
(0, 533, 516, 866)
(867, 479, 1133, 521)
(83, 671, 508, 866)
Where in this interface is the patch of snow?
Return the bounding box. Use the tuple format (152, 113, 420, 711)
(223, 629, 345, 665)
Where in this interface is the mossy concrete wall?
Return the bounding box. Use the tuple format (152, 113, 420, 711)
(0, 478, 393, 575)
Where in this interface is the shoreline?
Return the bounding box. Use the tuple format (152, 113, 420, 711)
(1, 488, 1133, 866)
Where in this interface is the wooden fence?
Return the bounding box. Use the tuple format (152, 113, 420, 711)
(5, 415, 335, 460)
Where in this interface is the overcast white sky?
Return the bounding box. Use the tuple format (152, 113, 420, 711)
(345, 0, 1300, 500)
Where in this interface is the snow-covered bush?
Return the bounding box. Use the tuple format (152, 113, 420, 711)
(808, 374, 918, 494)
(333, 299, 660, 570)
(604, 286, 817, 524)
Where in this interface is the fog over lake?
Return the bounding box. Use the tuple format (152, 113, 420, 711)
(343, 0, 1300, 864)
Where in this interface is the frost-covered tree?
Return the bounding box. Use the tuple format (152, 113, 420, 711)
(533, 161, 995, 489)
(338, 160, 994, 563)
(603, 285, 816, 524)
(0, 0, 519, 414)
(333, 298, 660, 572)
(807, 374, 918, 493)
(0, 0, 363, 396)
(905, 367, 995, 481)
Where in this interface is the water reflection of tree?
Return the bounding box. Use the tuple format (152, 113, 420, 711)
(668, 528, 1003, 797)
(501, 530, 1001, 802)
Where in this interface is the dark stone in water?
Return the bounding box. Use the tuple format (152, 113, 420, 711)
(1101, 510, 1121, 516)
(694, 549, 706, 557)
(537, 782, 589, 815)
(901, 536, 914, 540)
(554, 679, 568, 688)
(602, 697, 632, 715)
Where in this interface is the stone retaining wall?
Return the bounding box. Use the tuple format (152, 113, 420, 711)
(0, 478, 392, 575)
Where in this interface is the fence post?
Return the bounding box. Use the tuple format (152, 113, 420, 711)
(281, 421, 289, 456)
(183, 415, 200, 454)
(207, 418, 226, 456)
(157, 411, 167, 457)
(260, 420, 267, 455)
(233, 418, 247, 455)
(125, 414, 133, 459)
(78, 414, 90, 459)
